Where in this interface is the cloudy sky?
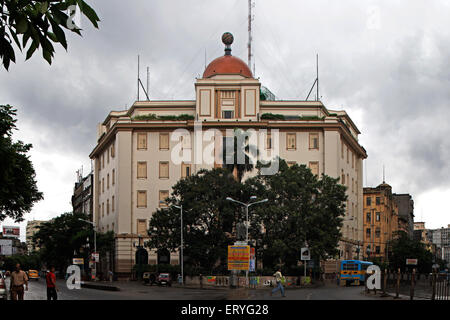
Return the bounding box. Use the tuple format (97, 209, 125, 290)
(1, 0, 449, 241)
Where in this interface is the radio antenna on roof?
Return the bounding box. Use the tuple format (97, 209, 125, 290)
(137, 55, 150, 101)
(306, 54, 320, 101)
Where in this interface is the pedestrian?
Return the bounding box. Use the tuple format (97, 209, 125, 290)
(108, 270, 114, 282)
(46, 266, 58, 300)
(10, 263, 28, 300)
(270, 268, 286, 297)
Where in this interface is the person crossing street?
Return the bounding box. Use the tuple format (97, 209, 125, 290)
(270, 268, 286, 297)
(10, 264, 28, 300)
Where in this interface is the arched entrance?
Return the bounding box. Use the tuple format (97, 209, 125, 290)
(135, 248, 148, 265)
(157, 248, 170, 265)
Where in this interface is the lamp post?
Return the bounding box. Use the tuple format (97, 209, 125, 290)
(172, 205, 184, 286)
(79, 218, 97, 281)
(226, 196, 268, 286)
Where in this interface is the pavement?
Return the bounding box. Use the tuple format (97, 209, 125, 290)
(4, 277, 388, 300)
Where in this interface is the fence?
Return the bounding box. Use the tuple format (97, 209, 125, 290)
(376, 269, 449, 300)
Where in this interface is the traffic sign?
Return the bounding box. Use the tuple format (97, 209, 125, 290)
(92, 252, 99, 263)
(301, 248, 310, 261)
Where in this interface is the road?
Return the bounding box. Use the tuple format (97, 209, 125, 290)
(4, 278, 381, 300)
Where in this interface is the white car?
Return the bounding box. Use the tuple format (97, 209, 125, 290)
(0, 271, 7, 300)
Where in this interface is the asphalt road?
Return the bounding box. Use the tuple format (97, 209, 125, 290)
(4, 278, 380, 300)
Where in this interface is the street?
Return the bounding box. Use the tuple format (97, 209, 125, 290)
(4, 278, 381, 300)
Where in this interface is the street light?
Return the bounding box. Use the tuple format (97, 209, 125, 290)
(226, 196, 268, 286)
(172, 204, 188, 286)
(79, 218, 97, 281)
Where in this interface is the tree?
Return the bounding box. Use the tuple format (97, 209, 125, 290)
(0, 104, 43, 222)
(1, 0, 100, 70)
(32, 211, 112, 273)
(147, 168, 246, 274)
(246, 158, 347, 272)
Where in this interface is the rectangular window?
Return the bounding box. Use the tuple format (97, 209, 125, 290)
(111, 196, 115, 212)
(347, 147, 349, 163)
(111, 143, 115, 158)
(137, 190, 147, 208)
(222, 110, 234, 119)
(107, 199, 109, 215)
(112, 169, 115, 185)
(286, 133, 296, 150)
(352, 153, 354, 168)
(376, 246, 381, 254)
(375, 228, 380, 238)
(309, 161, 319, 176)
(181, 163, 191, 178)
(266, 133, 272, 150)
(309, 133, 319, 150)
(366, 228, 371, 238)
(137, 133, 147, 150)
(287, 161, 296, 167)
(341, 171, 345, 184)
(159, 162, 169, 179)
(366, 197, 371, 206)
(159, 133, 169, 150)
(376, 197, 381, 205)
(352, 178, 354, 193)
(137, 161, 147, 179)
(366, 212, 371, 223)
(159, 190, 169, 208)
(107, 174, 110, 189)
(102, 154, 105, 168)
(137, 219, 147, 236)
(107, 149, 110, 164)
(102, 202, 104, 218)
(376, 212, 380, 222)
(341, 140, 344, 159)
(102, 178, 104, 193)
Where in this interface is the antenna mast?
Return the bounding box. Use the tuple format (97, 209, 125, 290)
(248, 0, 254, 70)
(137, 55, 150, 101)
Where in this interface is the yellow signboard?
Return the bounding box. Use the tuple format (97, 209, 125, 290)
(228, 245, 250, 270)
(73, 258, 84, 265)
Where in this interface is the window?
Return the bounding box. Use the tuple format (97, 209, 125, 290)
(159, 133, 169, 150)
(181, 163, 191, 178)
(352, 153, 354, 168)
(376, 212, 380, 222)
(346, 174, 349, 187)
(98, 181, 101, 194)
(102, 202, 104, 218)
(375, 228, 380, 238)
(366, 212, 371, 223)
(102, 178, 104, 193)
(341, 140, 344, 159)
(137, 190, 147, 208)
(352, 178, 354, 193)
(111, 196, 115, 212)
(266, 133, 272, 150)
(137, 133, 147, 150)
(107, 174, 110, 189)
(366, 228, 371, 238)
(159, 190, 169, 208)
(112, 223, 115, 232)
(107, 199, 109, 215)
(137, 219, 147, 236)
(347, 147, 349, 164)
(102, 154, 104, 169)
(111, 143, 115, 158)
(376, 246, 381, 254)
(222, 110, 234, 119)
(376, 197, 381, 205)
(341, 171, 345, 184)
(107, 149, 110, 164)
(137, 161, 147, 179)
(287, 161, 296, 167)
(309, 133, 319, 150)
(287, 133, 296, 150)
(112, 169, 115, 185)
(366, 197, 371, 206)
(309, 161, 319, 176)
(159, 161, 169, 179)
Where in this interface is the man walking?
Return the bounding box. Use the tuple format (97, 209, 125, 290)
(46, 266, 58, 300)
(270, 268, 286, 297)
(10, 263, 28, 300)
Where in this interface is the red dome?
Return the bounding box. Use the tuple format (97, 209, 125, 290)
(203, 55, 253, 78)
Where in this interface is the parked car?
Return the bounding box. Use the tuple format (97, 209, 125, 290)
(0, 271, 7, 300)
(157, 273, 172, 287)
(143, 272, 158, 285)
(28, 270, 40, 281)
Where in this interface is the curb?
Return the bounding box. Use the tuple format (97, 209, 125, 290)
(81, 283, 120, 291)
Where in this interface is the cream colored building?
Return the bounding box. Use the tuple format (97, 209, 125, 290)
(26, 220, 46, 253)
(89, 34, 367, 277)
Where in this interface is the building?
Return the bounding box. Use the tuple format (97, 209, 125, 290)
(25, 220, 46, 253)
(0, 237, 25, 256)
(429, 225, 450, 268)
(71, 172, 94, 219)
(413, 222, 433, 252)
(89, 33, 367, 277)
(363, 182, 399, 261)
(393, 194, 414, 239)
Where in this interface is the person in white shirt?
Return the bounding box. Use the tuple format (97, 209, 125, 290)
(271, 268, 286, 297)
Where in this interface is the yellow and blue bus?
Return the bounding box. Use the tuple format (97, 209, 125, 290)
(339, 260, 373, 286)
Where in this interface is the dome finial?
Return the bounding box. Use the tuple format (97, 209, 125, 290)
(222, 32, 234, 56)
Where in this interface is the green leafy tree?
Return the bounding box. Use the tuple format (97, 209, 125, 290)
(0, 104, 43, 222)
(1, 0, 100, 70)
(147, 168, 245, 274)
(246, 159, 347, 272)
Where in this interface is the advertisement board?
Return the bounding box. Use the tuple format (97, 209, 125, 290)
(73, 258, 84, 265)
(249, 247, 256, 272)
(228, 245, 250, 270)
(2, 226, 20, 238)
(406, 259, 418, 265)
(0, 239, 13, 256)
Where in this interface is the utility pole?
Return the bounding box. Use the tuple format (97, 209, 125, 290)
(248, 0, 253, 70)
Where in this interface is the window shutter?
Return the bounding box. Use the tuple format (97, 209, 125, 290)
(138, 133, 147, 150)
(137, 162, 147, 179)
(160, 133, 169, 150)
(137, 190, 147, 208)
(160, 162, 169, 178)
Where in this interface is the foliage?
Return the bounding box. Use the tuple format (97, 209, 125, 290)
(387, 231, 433, 273)
(133, 114, 195, 121)
(1, 252, 41, 271)
(0, 104, 43, 222)
(299, 115, 325, 121)
(1, 0, 100, 70)
(246, 159, 347, 271)
(147, 168, 247, 274)
(260, 113, 285, 120)
(32, 212, 114, 272)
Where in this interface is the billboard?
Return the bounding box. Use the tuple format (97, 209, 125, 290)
(228, 245, 250, 270)
(0, 239, 13, 256)
(2, 226, 20, 238)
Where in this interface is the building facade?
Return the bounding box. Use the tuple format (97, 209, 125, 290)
(429, 226, 450, 268)
(363, 182, 399, 261)
(89, 34, 367, 277)
(25, 220, 46, 253)
(393, 194, 414, 239)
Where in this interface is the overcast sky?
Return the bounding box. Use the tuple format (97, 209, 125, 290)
(1, 0, 449, 241)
